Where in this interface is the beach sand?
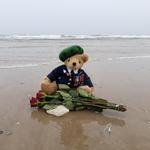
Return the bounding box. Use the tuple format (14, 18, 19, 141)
(0, 39, 150, 150)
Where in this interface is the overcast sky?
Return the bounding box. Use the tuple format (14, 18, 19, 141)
(0, 0, 150, 35)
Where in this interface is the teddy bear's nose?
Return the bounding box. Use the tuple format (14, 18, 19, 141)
(73, 62, 76, 66)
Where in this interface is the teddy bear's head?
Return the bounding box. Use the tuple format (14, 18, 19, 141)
(59, 45, 88, 71)
(64, 53, 88, 70)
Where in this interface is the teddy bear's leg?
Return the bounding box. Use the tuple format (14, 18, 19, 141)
(77, 85, 94, 94)
(40, 76, 58, 94)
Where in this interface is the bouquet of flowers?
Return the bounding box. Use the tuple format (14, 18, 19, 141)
(30, 84, 126, 116)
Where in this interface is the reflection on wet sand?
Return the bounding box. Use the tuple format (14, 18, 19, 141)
(31, 109, 125, 150)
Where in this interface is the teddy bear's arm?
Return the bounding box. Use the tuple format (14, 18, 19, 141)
(83, 71, 94, 87)
(47, 65, 63, 82)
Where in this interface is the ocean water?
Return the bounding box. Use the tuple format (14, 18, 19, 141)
(0, 36, 150, 69)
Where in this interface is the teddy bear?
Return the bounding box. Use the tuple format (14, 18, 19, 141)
(40, 45, 94, 94)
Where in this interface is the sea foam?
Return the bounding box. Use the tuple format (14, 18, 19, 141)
(1, 34, 150, 40)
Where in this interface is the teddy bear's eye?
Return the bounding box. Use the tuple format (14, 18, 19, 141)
(67, 59, 70, 62)
(79, 61, 81, 64)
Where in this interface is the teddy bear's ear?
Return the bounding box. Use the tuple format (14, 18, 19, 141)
(82, 53, 89, 62)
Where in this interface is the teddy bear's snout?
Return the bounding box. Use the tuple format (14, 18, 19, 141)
(72, 62, 77, 66)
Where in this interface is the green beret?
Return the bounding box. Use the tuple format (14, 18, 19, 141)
(59, 45, 84, 61)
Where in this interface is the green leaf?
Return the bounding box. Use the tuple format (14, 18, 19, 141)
(58, 84, 70, 90)
(43, 104, 58, 110)
(57, 90, 72, 99)
(63, 101, 74, 110)
(44, 93, 60, 101)
(69, 89, 79, 98)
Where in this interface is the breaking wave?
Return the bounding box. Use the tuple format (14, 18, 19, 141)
(1, 34, 150, 40)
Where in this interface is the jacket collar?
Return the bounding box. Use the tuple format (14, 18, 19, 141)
(66, 66, 79, 74)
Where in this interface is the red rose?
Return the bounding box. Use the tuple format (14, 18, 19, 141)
(36, 91, 46, 99)
(30, 97, 38, 107)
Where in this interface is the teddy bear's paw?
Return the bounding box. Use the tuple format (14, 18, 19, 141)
(77, 86, 93, 94)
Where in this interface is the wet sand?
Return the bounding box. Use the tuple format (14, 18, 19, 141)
(0, 56, 150, 150)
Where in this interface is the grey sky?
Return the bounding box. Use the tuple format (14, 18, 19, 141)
(0, 0, 150, 35)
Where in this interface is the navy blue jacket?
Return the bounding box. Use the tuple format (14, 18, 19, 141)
(47, 65, 93, 88)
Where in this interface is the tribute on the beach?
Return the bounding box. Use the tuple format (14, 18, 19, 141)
(30, 45, 126, 116)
